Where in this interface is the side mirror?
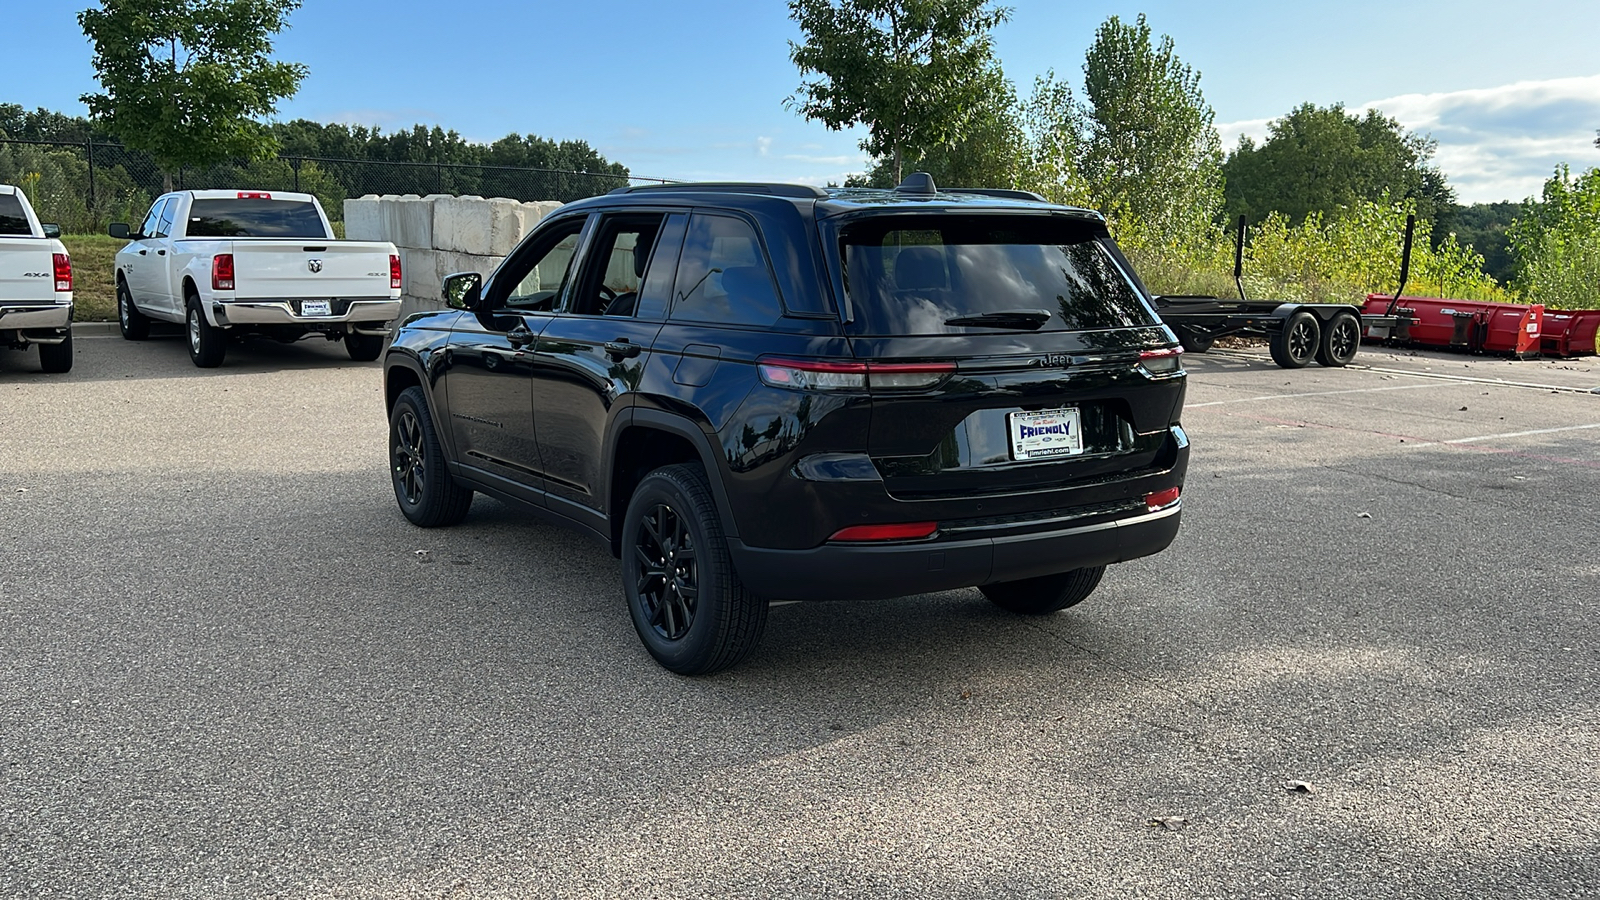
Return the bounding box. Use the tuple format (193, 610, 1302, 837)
(41, 224, 61, 239)
(442, 271, 484, 310)
(108, 223, 131, 239)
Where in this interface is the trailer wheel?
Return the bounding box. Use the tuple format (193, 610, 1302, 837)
(1315, 313, 1361, 367)
(1270, 311, 1320, 369)
(1176, 327, 1214, 353)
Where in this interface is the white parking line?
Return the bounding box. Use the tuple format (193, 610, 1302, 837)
(1443, 422, 1600, 444)
(1187, 383, 1445, 408)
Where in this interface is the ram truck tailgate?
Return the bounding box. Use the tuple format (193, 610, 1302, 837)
(225, 241, 397, 300)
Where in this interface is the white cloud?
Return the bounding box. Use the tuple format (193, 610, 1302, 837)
(756, 136, 772, 156)
(1216, 75, 1600, 204)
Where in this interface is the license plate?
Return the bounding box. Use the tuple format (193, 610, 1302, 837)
(301, 300, 332, 317)
(1008, 408, 1084, 460)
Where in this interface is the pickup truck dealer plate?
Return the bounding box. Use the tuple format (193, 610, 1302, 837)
(1008, 407, 1084, 460)
(301, 300, 332, 317)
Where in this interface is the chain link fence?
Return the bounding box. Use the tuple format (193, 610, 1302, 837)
(0, 139, 671, 234)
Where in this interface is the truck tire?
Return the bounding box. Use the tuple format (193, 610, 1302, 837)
(1269, 311, 1320, 369)
(389, 386, 473, 527)
(1175, 326, 1214, 354)
(346, 332, 384, 361)
(38, 332, 73, 373)
(980, 565, 1105, 615)
(623, 463, 767, 675)
(186, 295, 226, 368)
(117, 280, 149, 340)
(1315, 313, 1361, 367)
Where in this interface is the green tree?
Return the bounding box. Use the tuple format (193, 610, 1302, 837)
(1508, 164, 1600, 309)
(78, 0, 308, 191)
(1222, 103, 1456, 242)
(787, 0, 1012, 184)
(850, 81, 1026, 189)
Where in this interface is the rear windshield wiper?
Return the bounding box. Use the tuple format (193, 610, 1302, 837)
(943, 309, 1053, 329)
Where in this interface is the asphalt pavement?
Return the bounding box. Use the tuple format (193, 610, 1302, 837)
(2, 331, 1597, 899)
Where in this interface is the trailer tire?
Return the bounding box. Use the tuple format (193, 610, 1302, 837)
(1176, 327, 1214, 354)
(1270, 311, 1320, 369)
(1315, 313, 1361, 367)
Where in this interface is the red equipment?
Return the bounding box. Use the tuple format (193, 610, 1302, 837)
(1540, 310, 1600, 357)
(1361, 294, 1545, 359)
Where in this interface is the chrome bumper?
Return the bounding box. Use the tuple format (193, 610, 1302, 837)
(212, 298, 401, 333)
(0, 302, 73, 337)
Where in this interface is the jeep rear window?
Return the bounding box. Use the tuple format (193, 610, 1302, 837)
(0, 194, 30, 235)
(186, 198, 327, 238)
(838, 215, 1160, 335)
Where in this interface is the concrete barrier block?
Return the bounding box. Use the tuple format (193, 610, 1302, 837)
(434, 195, 492, 255)
(487, 197, 527, 256)
(384, 195, 435, 250)
(400, 248, 440, 300)
(435, 250, 504, 284)
(343, 195, 384, 242)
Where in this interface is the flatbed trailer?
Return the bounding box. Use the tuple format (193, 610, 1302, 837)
(1150, 216, 1415, 370)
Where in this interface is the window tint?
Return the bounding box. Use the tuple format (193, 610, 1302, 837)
(186, 198, 326, 238)
(156, 200, 178, 237)
(838, 215, 1160, 335)
(0, 193, 29, 235)
(670, 213, 781, 327)
(500, 218, 585, 311)
(140, 199, 167, 238)
(570, 215, 666, 317)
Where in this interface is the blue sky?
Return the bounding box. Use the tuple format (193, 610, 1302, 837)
(5, 0, 1600, 203)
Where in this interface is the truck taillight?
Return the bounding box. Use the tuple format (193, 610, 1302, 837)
(236, 191, 271, 200)
(52, 253, 72, 292)
(390, 254, 402, 290)
(212, 253, 235, 291)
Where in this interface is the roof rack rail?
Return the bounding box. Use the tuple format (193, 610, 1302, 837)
(607, 182, 829, 199)
(948, 187, 1048, 203)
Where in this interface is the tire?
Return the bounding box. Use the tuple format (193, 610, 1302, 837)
(186, 295, 226, 368)
(346, 331, 384, 361)
(389, 386, 473, 527)
(1176, 326, 1214, 354)
(980, 565, 1106, 615)
(1315, 313, 1361, 367)
(38, 331, 73, 373)
(623, 463, 767, 675)
(1269, 310, 1320, 369)
(117, 280, 149, 340)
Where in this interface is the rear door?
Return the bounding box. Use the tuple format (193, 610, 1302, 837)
(830, 212, 1183, 500)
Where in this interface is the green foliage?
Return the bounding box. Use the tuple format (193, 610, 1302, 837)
(1508, 165, 1600, 309)
(1222, 103, 1456, 244)
(78, 0, 308, 182)
(1446, 201, 1519, 284)
(787, 0, 1012, 183)
(0, 139, 148, 232)
(851, 81, 1027, 189)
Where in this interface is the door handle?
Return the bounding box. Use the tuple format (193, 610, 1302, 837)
(138, 249, 147, 256)
(506, 325, 536, 348)
(604, 339, 641, 359)
(157, 249, 166, 256)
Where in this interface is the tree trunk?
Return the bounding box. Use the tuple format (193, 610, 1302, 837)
(893, 145, 903, 185)
(162, 170, 173, 193)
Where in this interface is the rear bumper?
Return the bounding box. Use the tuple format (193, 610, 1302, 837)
(0, 302, 72, 331)
(727, 503, 1181, 601)
(211, 298, 400, 331)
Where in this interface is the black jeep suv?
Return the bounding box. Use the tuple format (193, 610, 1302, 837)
(383, 174, 1189, 674)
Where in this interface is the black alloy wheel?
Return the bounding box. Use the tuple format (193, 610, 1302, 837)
(1315, 313, 1361, 367)
(117, 281, 149, 340)
(623, 464, 766, 675)
(388, 386, 473, 527)
(1270, 310, 1321, 369)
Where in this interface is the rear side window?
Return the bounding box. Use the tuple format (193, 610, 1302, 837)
(187, 198, 326, 238)
(838, 215, 1160, 335)
(0, 193, 29, 235)
(670, 213, 782, 328)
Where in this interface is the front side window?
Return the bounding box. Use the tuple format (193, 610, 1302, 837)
(140, 199, 167, 238)
(670, 213, 782, 327)
(569, 214, 667, 317)
(838, 215, 1161, 335)
(186, 198, 325, 238)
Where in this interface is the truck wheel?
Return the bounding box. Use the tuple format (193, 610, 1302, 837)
(389, 386, 473, 527)
(1269, 311, 1320, 369)
(623, 463, 767, 675)
(117, 281, 149, 340)
(346, 332, 384, 361)
(186, 296, 226, 368)
(38, 332, 73, 373)
(980, 565, 1106, 615)
(1315, 313, 1361, 367)
(1176, 327, 1214, 354)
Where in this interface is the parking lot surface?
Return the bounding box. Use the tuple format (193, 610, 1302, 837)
(2, 330, 1597, 899)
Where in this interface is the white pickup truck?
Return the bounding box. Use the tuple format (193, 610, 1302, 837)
(109, 190, 402, 367)
(0, 184, 74, 373)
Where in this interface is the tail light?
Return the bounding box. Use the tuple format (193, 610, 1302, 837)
(829, 521, 939, 542)
(1138, 347, 1183, 376)
(1145, 486, 1181, 511)
(52, 253, 72, 292)
(212, 253, 235, 291)
(390, 254, 403, 290)
(757, 357, 955, 392)
(236, 192, 272, 199)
